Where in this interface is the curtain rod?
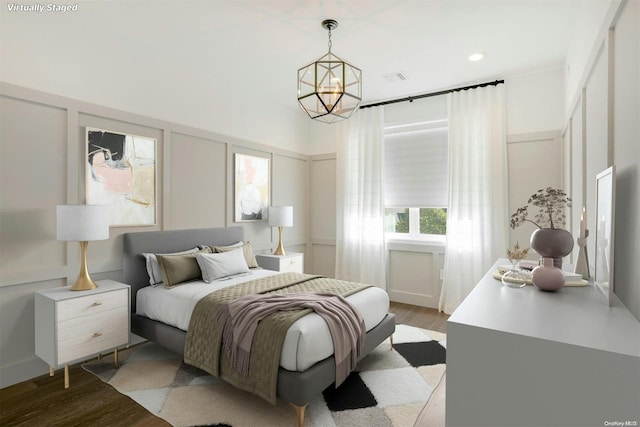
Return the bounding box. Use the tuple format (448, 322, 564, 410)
(359, 79, 505, 109)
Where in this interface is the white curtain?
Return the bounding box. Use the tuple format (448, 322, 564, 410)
(335, 107, 386, 288)
(439, 85, 509, 314)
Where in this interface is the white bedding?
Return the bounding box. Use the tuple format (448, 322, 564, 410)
(136, 269, 390, 372)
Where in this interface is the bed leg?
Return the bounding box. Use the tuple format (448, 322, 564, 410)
(290, 403, 308, 427)
(390, 334, 394, 349)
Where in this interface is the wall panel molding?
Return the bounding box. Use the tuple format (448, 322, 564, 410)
(506, 130, 563, 258)
(562, 0, 639, 320)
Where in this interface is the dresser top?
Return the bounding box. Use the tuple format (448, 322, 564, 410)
(36, 280, 129, 301)
(448, 259, 640, 358)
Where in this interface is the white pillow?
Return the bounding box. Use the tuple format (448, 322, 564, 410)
(143, 247, 200, 286)
(224, 241, 244, 248)
(195, 248, 250, 282)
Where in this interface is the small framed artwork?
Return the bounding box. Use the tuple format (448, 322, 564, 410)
(234, 153, 269, 222)
(594, 165, 616, 306)
(86, 127, 156, 226)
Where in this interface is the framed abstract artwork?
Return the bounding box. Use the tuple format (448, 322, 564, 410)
(86, 127, 156, 226)
(594, 165, 616, 306)
(234, 153, 269, 222)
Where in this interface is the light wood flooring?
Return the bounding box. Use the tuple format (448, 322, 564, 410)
(0, 302, 449, 427)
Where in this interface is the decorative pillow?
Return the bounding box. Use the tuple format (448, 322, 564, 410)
(212, 241, 259, 268)
(195, 249, 250, 282)
(157, 247, 212, 289)
(198, 241, 243, 251)
(142, 247, 200, 286)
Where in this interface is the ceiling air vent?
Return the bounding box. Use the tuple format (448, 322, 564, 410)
(383, 71, 407, 82)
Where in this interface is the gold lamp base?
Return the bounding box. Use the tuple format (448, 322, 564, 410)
(273, 226, 287, 256)
(70, 241, 98, 291)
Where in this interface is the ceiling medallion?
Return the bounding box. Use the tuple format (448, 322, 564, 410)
(297, 19, 362, 124)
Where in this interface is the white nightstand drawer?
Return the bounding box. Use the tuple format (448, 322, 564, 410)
(57, 288, 128, 321)
(279, 256, 303, 273)
(57, 306, 128, 364)
(256, 252, 304, 273)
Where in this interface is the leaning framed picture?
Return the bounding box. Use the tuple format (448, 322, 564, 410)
(234, 153, 269, 222)
(594, 165, 616, 306)
(86, 127, 156, 226)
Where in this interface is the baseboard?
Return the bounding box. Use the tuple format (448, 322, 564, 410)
(0, 356, 50, 389)
(388, 290, 438, 308)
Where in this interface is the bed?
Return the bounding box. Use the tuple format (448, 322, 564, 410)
(123, 226, 396, 427)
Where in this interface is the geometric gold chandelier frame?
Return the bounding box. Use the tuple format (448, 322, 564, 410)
(297, 19, 362, 124)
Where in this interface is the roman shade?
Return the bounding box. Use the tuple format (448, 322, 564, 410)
(384, 124, 448, 208)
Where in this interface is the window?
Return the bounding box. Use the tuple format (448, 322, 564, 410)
(384, 119, 448, 241)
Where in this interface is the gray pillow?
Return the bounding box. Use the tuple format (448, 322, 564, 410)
(157, 247, 212, 288)
(195, 248, 250, 282)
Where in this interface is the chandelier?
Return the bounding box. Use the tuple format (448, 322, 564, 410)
(297, 19, 362, 124)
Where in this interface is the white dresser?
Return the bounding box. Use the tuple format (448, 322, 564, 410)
(255, 252, 304, 273)
(35, 280, 130, 388)
(446, 259, 640, 427)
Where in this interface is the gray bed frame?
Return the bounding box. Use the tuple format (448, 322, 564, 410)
(123, 226, 396, 427)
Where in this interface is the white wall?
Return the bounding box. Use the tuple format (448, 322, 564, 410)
(0, 2, 310, 155)
(565, 0, 618, 111)
(611, 0, 640, 320)
(307, 120, 339, 156)
(507, 131, 563, 256)
(0, 83, 310, 388)
(506, 68, 565, 135)
(308, 67, 566, 155)
(563, 0, 639, 320)
(505, 69, 565, 256)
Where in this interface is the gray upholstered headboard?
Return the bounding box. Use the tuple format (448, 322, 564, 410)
(122, 226, 244, 311)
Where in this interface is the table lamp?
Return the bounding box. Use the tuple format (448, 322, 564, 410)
(57, 205, 109, 291)
(268, 206, 293, 255)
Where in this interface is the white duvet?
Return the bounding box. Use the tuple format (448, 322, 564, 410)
(136, 269, 390, 372)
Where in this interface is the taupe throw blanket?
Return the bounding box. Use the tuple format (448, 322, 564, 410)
(216, 292, 365, 387)
(184, 272, 370, 404)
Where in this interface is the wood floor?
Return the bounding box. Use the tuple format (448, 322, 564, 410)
(0, 302, 448, 427)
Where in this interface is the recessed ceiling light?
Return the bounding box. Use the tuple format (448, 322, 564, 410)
(469, 52, 485, 62)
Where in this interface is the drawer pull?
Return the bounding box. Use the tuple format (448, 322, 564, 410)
(91, 302, 103, 307)
(93, 332, 103, 337)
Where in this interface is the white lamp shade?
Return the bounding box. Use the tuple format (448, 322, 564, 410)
(268, 206, 293, 227)
(57, 205, 109, 241)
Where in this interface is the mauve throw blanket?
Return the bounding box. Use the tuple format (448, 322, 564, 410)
(216, 292, 365, 387)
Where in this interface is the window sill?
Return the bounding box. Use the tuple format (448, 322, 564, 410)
(386, 238, 445, 253)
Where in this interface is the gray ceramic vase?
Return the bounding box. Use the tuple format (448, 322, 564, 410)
(530, 228, 574, 268)
(531, 257, 565, 291)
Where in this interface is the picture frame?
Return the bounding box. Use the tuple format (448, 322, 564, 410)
(594, 165, 616, 306)
(234, 153, 270, 222)
(86, 127, 156, 226)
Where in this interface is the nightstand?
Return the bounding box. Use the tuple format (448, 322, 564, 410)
(255, 252, 304, 273)
(35, 280, 130, 388)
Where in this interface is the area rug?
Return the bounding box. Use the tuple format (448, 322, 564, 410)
(83, 324, 446, 427)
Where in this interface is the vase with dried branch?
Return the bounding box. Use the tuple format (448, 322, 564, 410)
(510, 187, 574, 268)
